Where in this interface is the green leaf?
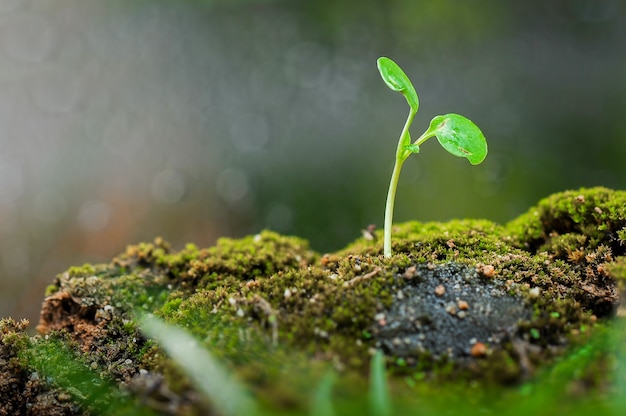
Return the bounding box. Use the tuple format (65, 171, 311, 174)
(377, 57, 419, 112)
(426, 113, 488, 165)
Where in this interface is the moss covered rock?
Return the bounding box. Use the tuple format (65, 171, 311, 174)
(3, 187, 626, 415)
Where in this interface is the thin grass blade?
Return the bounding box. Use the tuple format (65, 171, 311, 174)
(139, 314, 257, 416)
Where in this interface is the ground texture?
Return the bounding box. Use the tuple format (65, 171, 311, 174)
(1, 187, 625, 415)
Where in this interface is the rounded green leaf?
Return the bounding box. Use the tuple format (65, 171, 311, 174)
(426, 114, 488, 165)
(376, 57, 419, 112)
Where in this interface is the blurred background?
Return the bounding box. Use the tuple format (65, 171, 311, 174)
(0, 0, 624, 325)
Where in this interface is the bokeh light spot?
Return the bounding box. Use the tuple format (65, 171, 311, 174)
(216, 168, 249, 203)
(151, 169, 187, 204)
(77, 200, 111, 232)
(3, 13, 54, 63)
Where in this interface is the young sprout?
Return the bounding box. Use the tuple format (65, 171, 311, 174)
(377, 57, 488, 258)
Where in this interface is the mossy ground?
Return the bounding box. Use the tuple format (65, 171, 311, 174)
(2, 187, 625, 415)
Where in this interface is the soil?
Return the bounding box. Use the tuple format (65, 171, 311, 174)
(373, 262, 531, 365)
(1, 187, 625, 415)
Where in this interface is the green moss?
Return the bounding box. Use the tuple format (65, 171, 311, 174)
(22, 187, 626, 414)
(606, 256, 626, 281)
(0, 319, 34, 414)
(44, 284, 59, 296)
(507, 187, 626, 253)
(0, 318, 31, 350)
(342, 219, 504, 259)
(112, 236, 172, 269)
(182, 230, 318, 287)
(67, 263, 97, 277)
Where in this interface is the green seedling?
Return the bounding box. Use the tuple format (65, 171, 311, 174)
(377, 57, 488, 257)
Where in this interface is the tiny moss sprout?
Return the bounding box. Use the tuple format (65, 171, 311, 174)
(377, 57, 489, 257)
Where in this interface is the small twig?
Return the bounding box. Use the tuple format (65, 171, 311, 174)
(343, 267, 381, 288)
(251, 295, 278, 347)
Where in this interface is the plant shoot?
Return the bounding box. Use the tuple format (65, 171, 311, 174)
(377, 57, 488, 257)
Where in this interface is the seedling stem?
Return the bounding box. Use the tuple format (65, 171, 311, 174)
(377, 57, 487, 257)
(383, 109, 415, 257)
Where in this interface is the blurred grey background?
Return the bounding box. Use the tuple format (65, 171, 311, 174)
(1, 0, 624, 325)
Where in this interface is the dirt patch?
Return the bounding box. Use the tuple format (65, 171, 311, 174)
(0, 319, 83, 416)
(373, 262, 530, 363)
